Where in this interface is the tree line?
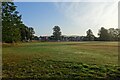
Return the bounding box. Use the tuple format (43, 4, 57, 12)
(2, 2, 120, 43)
(83, 27, 120, 41)
(51, 26, 120, 41)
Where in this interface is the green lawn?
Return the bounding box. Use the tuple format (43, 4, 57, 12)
(2, 42, 120, 79)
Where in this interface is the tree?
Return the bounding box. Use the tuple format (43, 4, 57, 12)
(98, 27, 110, 41)
(2, 2, 22, 43)
(33, 36, 39, 40)
(20, 26, 35, 42)
(53, 26, 61, 41)
(2, 2, 35, 43)
(28, 27, 35, 40)
(86, 29, 95, 41)
(19, 24, 27, 41)
(116, 28, 120, 41)
(108, 28, 119, 41)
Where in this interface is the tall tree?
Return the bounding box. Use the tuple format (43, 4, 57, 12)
(86, 29, 95, 41)
(98, 27, 110, 41)
(53, 26, 61, 41)
(2, 2, 22, 43)
(2, 2, 35, 43)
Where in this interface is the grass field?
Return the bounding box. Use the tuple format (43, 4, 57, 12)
(2, 42, 120, 79)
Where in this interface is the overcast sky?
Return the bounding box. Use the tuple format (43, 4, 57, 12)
(14, 0, 118, 36)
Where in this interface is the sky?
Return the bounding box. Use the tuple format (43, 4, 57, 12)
(14, 0, 118, 36)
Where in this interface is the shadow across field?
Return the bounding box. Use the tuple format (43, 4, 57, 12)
(2, 58, 120, 79)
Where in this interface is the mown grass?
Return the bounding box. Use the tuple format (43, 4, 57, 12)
(2, 41, 120, 79)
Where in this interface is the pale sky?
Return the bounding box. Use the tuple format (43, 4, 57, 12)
(14, 0, 119, 37)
